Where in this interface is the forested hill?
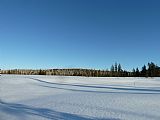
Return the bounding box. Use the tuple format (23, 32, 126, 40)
(1, 62, 160, 77)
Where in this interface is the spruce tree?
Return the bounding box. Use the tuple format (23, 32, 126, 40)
(141, 65, 147, 77)
(115, 62, 118, 72)
(148, 62, 156, 77)
(118, 64, 122, 76)
(110, 65, 115, 76)
(136, 68, 140, 77)
(132, 68, 136, 77)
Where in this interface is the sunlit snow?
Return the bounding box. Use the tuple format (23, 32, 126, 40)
(0, 75, 160, 120)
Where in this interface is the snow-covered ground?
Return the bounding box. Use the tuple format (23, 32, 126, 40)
(0, 75, 160, 120)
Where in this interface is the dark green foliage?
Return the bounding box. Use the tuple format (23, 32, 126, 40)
(114, 62, 118, 72)
(118, 64, 122, 72)
(148, 62, 156, 77)
(136, 68, 140, 77)
(118, 64, 122, 77)
(39, 69, 46, 75)
(132, 68, 136, 77)
(141, 65, 147, 77)
(110, 65, 114, 72)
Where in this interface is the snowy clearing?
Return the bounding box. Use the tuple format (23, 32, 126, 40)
(0, 75, 160, 120)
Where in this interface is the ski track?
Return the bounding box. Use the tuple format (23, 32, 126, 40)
(0, 75, 160, 120)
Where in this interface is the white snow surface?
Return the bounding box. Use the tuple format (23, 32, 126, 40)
(0, 75, 160, 120)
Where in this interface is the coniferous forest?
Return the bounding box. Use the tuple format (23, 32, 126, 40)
(0, 62, 160, 77)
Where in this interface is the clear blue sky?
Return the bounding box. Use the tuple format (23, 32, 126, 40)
(0, 0, 160, 70)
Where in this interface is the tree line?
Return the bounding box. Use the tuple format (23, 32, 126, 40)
(0, 62, 160, 77)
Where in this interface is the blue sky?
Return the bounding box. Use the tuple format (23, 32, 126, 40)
(0, 0, 160, 70)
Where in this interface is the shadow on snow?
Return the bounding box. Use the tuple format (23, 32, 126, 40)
(0, 100, 119, 120)
(28, 77, 160, 94)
